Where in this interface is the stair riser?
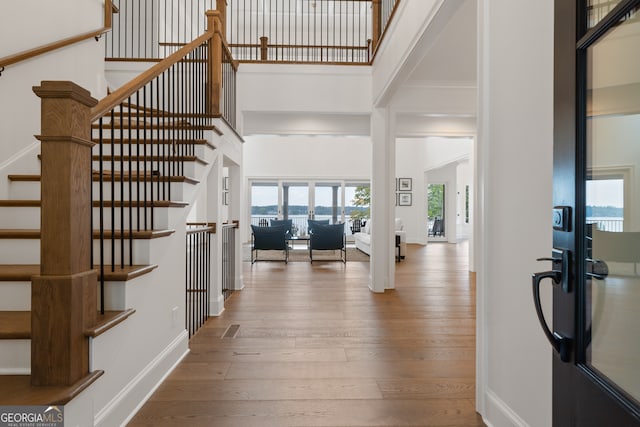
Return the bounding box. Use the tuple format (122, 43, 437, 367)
(93, 239, 152, 265)
(0, 282, 31, 310)
(0, 206, 40, 229)
(0, 240, 40, 263)
(99, 281, 126, 311)
(0, 238, 152, 265)
(96, 207, 170, 230)
(0, 281, 128, 312)
(0, 340, 30, 375)
(0, 206, 171, 230)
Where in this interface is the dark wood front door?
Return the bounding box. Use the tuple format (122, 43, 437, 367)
(540, 0, 640, 425)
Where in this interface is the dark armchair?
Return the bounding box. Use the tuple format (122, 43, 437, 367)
(250, 225, 289, 264)
(309, 223, 346, 263)
(270, 219, 293, 239)
(307, 219, 330, 234)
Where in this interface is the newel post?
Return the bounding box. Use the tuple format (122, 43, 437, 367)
(31, 81, 98, 386)
(371, 0, 382, 52)
(207, 10, 223, 116)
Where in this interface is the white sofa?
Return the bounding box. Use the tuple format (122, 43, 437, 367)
(354, 219, 407, 259)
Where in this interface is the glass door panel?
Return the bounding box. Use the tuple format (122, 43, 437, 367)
(585, 7, 640, 403)
(250, 182, 279, 226)
(428, 183, 445, 238)
(345, 183, 370, 237)
(314, 183, 342, 225)
(587, 0, 624, 28)
(283, 182, 309, 236)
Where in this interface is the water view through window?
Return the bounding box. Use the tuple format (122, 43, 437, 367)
(250, 181, 369, 236)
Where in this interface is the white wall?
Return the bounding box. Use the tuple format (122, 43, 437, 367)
(237, 63, 372, 135)
(395, 137, 472, 245)
(242, 134, 371, 240)
(243, 135, 371, 178)
(1, 0, 104, 56)
(477, 1, 554, 426)
(0, 0, 107, 194)
(395, 139, 427, 244)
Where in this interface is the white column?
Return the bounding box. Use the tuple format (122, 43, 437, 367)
(229, 162, 244, 291)
(207, 154, 225, 315)
(370, 107, 396, 292)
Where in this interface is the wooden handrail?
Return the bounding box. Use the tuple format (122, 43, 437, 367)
(91, 31, 212, 121)
(220, 37, 239, 72)
(187, 222, 217, 234)
(0, 0, 113, 71)
(229, 42, 370, 51)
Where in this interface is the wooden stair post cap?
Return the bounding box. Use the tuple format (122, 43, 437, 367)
(32, 81, 98, 107)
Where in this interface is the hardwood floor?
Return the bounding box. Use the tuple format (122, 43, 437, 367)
(128, 242, 484, 426)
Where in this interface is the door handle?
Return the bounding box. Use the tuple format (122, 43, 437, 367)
(532, 269, 572, 362)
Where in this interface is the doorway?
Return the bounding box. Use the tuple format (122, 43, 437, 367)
(427, 183, 446, 239)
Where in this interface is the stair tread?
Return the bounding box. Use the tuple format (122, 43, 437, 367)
(0, 311, 30, 339)
(0, 200, 187, 207)
(9, 173, 200, 184)
(92, 122, 220, 132)
(91, 154, 208, 165)
(0, 229, 40, 238)
(94, 200, 188, 208)
(0, 200, 40, 207)
(0, 229, 175, 240)
(91, 137, 216, 149)
(93, 171, 200, 184)
(0, 371, 103, 405)
(0, 264, 159, 281)
(0, 309, 136, 340)
(86, 308, 136, 338)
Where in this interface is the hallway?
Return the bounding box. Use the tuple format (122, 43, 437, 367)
(128, 243, 484, 426)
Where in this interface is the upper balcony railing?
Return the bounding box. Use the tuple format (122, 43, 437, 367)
(227, 0, 399, 64)
(106, 0, 399, 66)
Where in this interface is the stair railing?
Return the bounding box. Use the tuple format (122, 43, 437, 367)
(185, 223, 215, 338)
(90, 10, 233, 314)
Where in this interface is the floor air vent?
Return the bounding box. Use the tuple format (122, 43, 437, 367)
(222, 324, 240, 339)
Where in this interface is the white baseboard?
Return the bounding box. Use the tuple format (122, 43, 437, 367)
(232, 274, 244, 291)
(483, 389, 530, 427)
(94, 331, 189, 427)
(210, 294, 225, 317)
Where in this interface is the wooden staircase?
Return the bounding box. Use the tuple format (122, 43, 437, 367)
(0, 83, 215, 405)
